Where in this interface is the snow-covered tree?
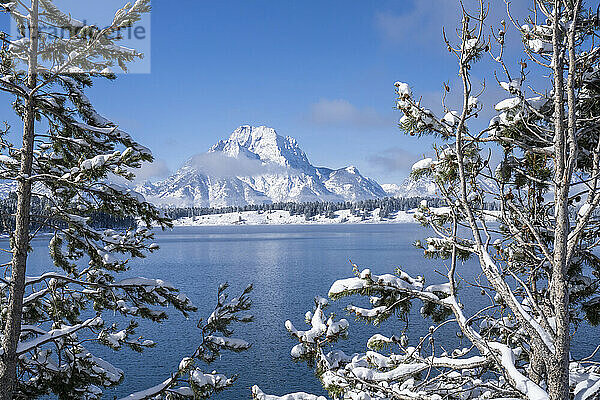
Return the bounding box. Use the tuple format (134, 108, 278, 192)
(123, 283, 253, 400)
(254, 1, 600, 399)
(0, 1, 253, 399)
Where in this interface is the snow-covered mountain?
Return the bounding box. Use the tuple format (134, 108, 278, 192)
(137, 126, 387, 207)
(382, 178, 438, 198)
(382, 176, 498, 198)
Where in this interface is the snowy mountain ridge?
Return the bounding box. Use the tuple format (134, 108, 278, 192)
(0, 126, 455, 206)
(382, 176, 498, 199)
(382, 178, 439, 198)
(137, 125, 388, 207)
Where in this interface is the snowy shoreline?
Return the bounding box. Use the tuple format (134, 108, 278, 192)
(172, 208, 418, 227)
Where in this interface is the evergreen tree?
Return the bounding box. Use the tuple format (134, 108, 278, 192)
(0, 2, 251, 399)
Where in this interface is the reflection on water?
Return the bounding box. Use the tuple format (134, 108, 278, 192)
(1, 224, 597, 399)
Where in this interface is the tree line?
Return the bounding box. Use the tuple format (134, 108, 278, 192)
(162, 196, 500, 221)
(0, 194, 501, 233)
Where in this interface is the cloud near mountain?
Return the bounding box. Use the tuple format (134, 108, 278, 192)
(186, 152, 293, 178)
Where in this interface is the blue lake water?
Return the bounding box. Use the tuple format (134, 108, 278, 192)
(7, 224, 600, 399)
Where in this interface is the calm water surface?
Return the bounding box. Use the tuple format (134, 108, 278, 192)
(10, 224, 600, 399)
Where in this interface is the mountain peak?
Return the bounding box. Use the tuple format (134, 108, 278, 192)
(211, 125, 312, 172)
(228, 125, 277, 147)
(344, 165, 359, 174)
(137, 126, 388, 207)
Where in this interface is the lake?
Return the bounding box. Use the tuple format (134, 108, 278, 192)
(7, 224, 600, 399)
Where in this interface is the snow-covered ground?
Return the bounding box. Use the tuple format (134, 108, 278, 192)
(172, 208, 417, 226)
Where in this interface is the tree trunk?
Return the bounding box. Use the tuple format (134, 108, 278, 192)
(529, 338, 548, 386)
(0, 1, 38, 398)
(547, 1, 571, 399)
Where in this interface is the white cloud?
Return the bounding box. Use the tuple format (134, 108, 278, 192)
(309, 99, 391, 127)
(188, 152, 293, 178)
(367, 147, 425, 174)
(133, 159, 170, 182)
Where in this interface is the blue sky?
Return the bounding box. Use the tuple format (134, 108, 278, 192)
(0, 0, 531, 184)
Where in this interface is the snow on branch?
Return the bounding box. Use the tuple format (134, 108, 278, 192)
(251, 386, 328, 400)
(16, 316, 103, 355)
(119, 283, 253, 399)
